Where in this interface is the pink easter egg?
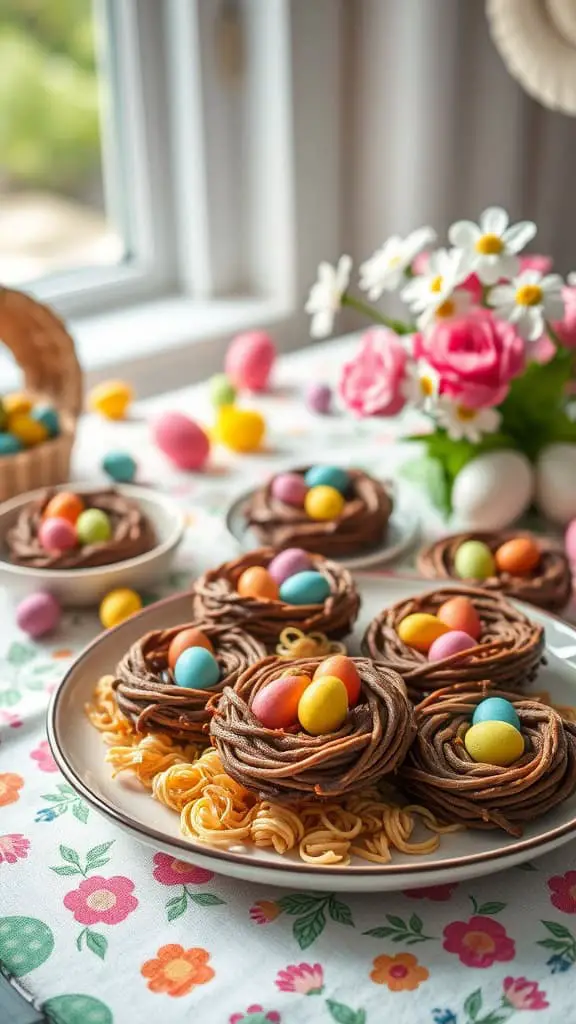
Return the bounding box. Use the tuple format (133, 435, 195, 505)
(428, 630, 477, 662)
(38, 517, 77, 553)
(16, 592, 61, 638)
(271, 473, 308, 508)
(268, 548, 313, 585)
(566, 519, 576, 565)
(225, 331, 276, 391)
(153, 412, 210, 470)
(305, 382, 332, 415)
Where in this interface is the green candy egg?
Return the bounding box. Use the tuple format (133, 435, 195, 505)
(454, 540, 496, 581)
(0, 433, 23, 456)
(0, 916, 54, 975)
(209, 373, 237, 408)
(77, 508, 112, 545)
(464, 720, 524, 766)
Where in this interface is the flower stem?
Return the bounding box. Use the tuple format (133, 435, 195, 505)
(342, 293, 411, 334)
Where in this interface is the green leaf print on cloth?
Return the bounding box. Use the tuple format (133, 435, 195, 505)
(43, 993, 113, 1024)
(0, 916, 54, 975)
(275, 892, 355, 950)
(326, 1000, 366, 1024)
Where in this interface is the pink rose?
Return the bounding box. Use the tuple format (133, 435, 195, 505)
(414, 309, 525, 408)
(339, 328, 407, 417)
(553, 286, 576, 348)
(519, 254, 553, 275)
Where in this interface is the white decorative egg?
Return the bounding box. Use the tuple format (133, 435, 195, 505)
(536, 443, 576, 524)
(451, 451, 533, 530)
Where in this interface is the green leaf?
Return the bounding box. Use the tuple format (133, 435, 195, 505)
(41, 793, 64, 803)
(188, 892, 225, 906)
(363, 926, 394, 938)
(59, 845, 80, 866)
(464, 988, 483, 1020)
(326, 1000, 366, 1024)
(73, 801, 89, 824)
(293, 907, 326, 950)
(409, 913, 423, 933)
(6, 641, 36, 665)
(0, 689, 20, 707)
(85, 929, 107, 960)
(542, 920, 574, 940)
(58, 784, 75, 796)
(399, 455, 450, 515)
(277, 893, 321, 915)
(386, 914, 407, 930)
(84, 858, 111, 871)
(476, 902, 506, 916)
(328, 896, 354, 927)
(50, 865, 82, 876)
(537, 938, 566, 951)
(166, 892, 187, 921)
(86, 841, 114, 865)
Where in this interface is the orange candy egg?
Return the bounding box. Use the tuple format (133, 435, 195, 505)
(437, 596, 482, 640)
(237, 566, 279, 600)
(251, 674, 312, 729)
(314, 654, 361, 704)
(43, 491, 85, 525)
(495, 537, 541, 577)
(168, 628, 214, 669)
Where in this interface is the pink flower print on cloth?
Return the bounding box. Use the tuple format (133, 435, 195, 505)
(64, 875, 138, 925)
(404, 883, 458, 901)
(275, 963, 324, 995)
(230, 1007, 281, 1024)
(152, 851, 214, 886)
(0, 834, 30, 865)
(30, 740, 58, 773)
(250, 900, 281, 925)
(443, 915, 515, 968)
(548, 870, 576, 914)
(503, 976, 549, 1011)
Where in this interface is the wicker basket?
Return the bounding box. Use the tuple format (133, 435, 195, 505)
(0, 288, 82, 502)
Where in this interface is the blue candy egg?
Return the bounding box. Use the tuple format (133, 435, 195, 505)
(472, 696, 521, 731)
(279, 570, 330, 605)
(102, 450, 137, 483)
(174, 647, 221, 689)
(0, 433, 23, 457)
(304, 465, 350, 495)
(31, 405, 60, 437)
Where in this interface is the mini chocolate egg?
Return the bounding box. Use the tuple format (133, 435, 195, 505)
(268, 548, 313, 585)
(472, 697, 521, 731)
(237, 566, 279, 600)
(495, 537, 540, 576)
(174, 647, 220, 689)
(0, 433, 23, 456)
(102, 450, 137, 483)
(305, 383, 332, 415)
(279, 570, 330, 606)
(99, 588, 142, 628)
(298, 675, 348, 735)
(314, 655, 361, 704)
(31, 405, 59, 437)
(464, 720, 524, 766)
(89, 380, 133, 420)
(16, 592, 61, 638)
(271, 472, 308, 508)
(397, 613, 451, 653)
(38, 517, 77, 553)
(304, 465, 350, 494)
(168, 628, 214, 669)
(209, 373, 237, 409)
(8, 413, 48, 447)
(225, 331, 276, 391)
(154, 412, 210, 470)
(454, 540, 496, 581)
(43, 492, 85, 525)
(4, 392, 32, 416)
(428, 630, 477, 662)
(77, 509, 112, 545)
(437, 596, 482, 640)
(215, 407, 265, 453)
(251, 674, 312, 729)
(305, 485, 345, 521)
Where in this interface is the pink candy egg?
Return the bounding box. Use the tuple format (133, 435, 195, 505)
(38, 517, 77, 553)
(16, 592, 61, 638)
(225, 331, 276, 391)
(268, 547, 313, 585)
(305, 382, 332, 415)
(566, 518, 576, 565)
(153, 412, 210, 470)
(428, 630, 477, 662)
(271, 472, 308, 507)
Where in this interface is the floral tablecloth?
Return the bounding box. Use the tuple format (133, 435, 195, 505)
(1, 337, 574, 1024)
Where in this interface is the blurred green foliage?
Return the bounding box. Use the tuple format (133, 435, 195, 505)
(0, 0, 101, 191)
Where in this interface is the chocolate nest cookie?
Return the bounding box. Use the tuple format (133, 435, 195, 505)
(210, 655, 416, 800)
(362, 586, 545, 700)
(245, 468, 393, 556)
(398, 683, 576, 836)
(418, 530, 571, 612)
(6, 488, 156, 569)
(112, 622, 266, 741)
(191, 548, 360, 648)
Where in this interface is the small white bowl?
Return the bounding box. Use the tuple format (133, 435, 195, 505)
(0, 482, 185, 607)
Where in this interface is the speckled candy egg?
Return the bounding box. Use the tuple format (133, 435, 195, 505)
(436, 596, 482, 640)
(305, 383, 332, 415)
(31, 405, 59, 437)
(100, 588, 142, 629)
(88, 380, 133, 420)
(397, 613, 451, 653)
(270, 473, 308, 508)
(268, 548, 313, 585)
(495, 537, 540, 576)
(209, 373, 237, 408)
(252, 674, 312, 729)
(174, 647, 221, 690)
(16, 592, 61, 638)
(43, 492, 84, 525)
(237, 566, 279, 600)
(102, 450, 137, 483)
(464, 720, 524, 766)
(304, 465, 350, 495)
(0, 434, 23, 456)
(472, 697, 521, 731)
(454, 540, 496, 581)
(77, 509, 112, 545)
(298, 675, 348, 735)
(305, 485, 345, 521)
(154, 412, 210, 470)
(225, 331, 276, 391)
(428, 630, 477, 662)
(38, 517, 78, 553)
(168, 628, 215, 669)
(279, 570, 330, 605)
(215, 407, 265, 452)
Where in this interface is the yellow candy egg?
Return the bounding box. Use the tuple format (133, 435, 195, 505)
(397, 613, 451, 653)
(99, 588, 142, 629)
(297, 674, 348, 735)
(464, 720, 524, 767)
(304, 485, 345, 521)
(4, 392, 32, 416)
(8, 413, 48, 447)
(216, 407, 265, 452)
(88, 380, 133, 420)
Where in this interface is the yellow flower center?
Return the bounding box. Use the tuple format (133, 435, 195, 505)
(171, 859, 193, 874)
(436, 298, 455, 318)
(515, 284, 543, 307)
(420, 376, 435, 397)
(164, 958, 194, 983)
(475, 233, 503, 255)
(463, 931, 495, 954)
(86, 889, 117, 911)
(388, 254, 402, 268)
(430, 275, 443, 293)
(456, 405, 477, 422)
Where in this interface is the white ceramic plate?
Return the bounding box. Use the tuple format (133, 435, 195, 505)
(48, 575, 576, 891)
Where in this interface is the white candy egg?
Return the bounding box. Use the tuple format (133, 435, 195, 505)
(536, 443, 576, 524)
(451, 450, 533, 530)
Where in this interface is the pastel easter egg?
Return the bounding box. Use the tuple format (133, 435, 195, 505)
(0, 433, 23, 456)
(495, 537, 540, 576)
(454, 540, 496, 581)
(3, 392, 32, 416)
(8, 413, 48, 447)
(42, 995, 112, 1024)
(252, 674, 312, 729)
(31, 405, 59, 437)
(77, 509, 112, 545)
(154, 412, 210, 470)
(16, 592, 61, 638)
(215, 407, 265, 453)
(102, 450, 137, 483)
(305, 485, 345, 521)
(209, 373, 237, 408)
(225, 331, 276, 391)
(100, 588, 142, 629)
(43, 492, 85, 525)
(397, 613, 451, 653)
(168, 628, 215, 669)
(174, 647, 220, 689)
(298, 675, 349, 735)
(314, 655, 361, 704)
(428, 630, 477, 662)
(271, 472, 308, 508)
(305, 383, 332, 415)
(89, 380, 133, 420)
(437, 596, 482, 640)
(304, 465, 350, 494)
(268, 548, 313, 585)
(237, 566, 279, 600)
(472, 697, 521, 731)
(279, 570, 330, 606)
(38, 517, 77, 553)
(464, 720, 524, 766)
(0, 916, 54, 976)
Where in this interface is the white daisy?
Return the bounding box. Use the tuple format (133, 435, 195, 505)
(488, 269, 564, 341)
(448, 206, 536, 285)
(400, 248, 470, 330)
(305, 255, 352, 338)
(435, 398, 502, 444)
(359, 226, 436, 300)
(401, 359, 440, 411)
